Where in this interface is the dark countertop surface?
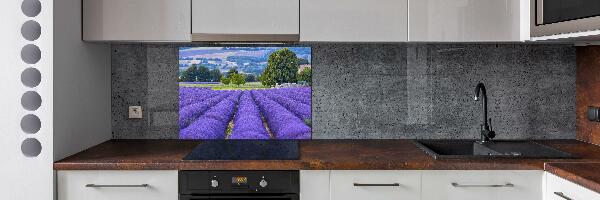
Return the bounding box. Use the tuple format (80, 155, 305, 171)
(54, 139, 600, 170)
(54, 139, 600, 192)
(545, 162, 600, 194)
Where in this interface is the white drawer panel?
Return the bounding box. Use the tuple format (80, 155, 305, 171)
(330, 170, 421, 200)
(300, 170, 330, 200)
(57, 170, 178, 200)
(546, 172, 600, 200)
(422, 170, 543, 200)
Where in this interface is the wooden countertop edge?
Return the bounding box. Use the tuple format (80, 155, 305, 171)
(52, 139, 600, 193)
(53, 161, 545, 171)
(544, 162, 600, 194)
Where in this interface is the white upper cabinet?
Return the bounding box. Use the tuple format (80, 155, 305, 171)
(300, 0, 408, 42)
(409, 0, 530, 42)
(192, 0, 300, 41)
(82, 0, 191, 42)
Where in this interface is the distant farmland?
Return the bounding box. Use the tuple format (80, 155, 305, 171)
(179, 82, 270, 90)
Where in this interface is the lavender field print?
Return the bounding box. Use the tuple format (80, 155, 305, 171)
(178, 47, 312, 139)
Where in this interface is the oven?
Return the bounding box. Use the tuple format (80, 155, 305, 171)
(179, 171, 299, 200)
(532, 0, 600, 37)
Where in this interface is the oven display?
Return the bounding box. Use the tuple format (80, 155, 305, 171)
(232, 176, 248, 185)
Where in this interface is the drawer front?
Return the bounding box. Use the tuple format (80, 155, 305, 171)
(422, 170, 543, 200)
(57, 170, 178, 200)
(300, 170, 330, 200)
(330, 170, 421, 200)
(546, 173, 600, 200)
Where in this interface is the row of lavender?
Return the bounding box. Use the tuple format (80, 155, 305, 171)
(179, 87, 311, 139)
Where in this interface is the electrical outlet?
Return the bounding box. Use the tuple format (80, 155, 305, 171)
(128, 106, 143, 119)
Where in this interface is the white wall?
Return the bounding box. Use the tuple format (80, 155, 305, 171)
(53, 0, 111, 161)
(0, 0, 54, 199)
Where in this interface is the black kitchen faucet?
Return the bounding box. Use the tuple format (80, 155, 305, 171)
(474, 82, 495, 143)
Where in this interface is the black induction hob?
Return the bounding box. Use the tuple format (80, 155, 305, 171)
(182, 140, 300, 160)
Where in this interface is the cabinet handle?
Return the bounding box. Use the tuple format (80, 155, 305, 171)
(451, 182, 514, 188)
(85, 184, 149, 188)
(553, 192, 573, 200)
(353, 183, 400, 187)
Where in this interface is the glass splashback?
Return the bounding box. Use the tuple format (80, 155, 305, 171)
(178, 47, 312, 139)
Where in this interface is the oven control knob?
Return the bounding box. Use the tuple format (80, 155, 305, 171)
(210, 179, 219, 188)
(259, 179, 268, 188)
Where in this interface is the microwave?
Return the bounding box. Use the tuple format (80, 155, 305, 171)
(532, 0, 600, 37)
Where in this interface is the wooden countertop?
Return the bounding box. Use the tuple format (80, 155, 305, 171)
(545, 162, 600, 194)
(54, 139, 600, 170)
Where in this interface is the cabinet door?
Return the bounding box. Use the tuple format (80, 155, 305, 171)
(82, 0, 191, 41)
(57, 170, 178, 200)
(546, 172, 600, 200)
(409, 0, 529, 42)
(330, 170, 420, 200)
(192, 0, 299, 41)
(300, 0, 408, 42)
(422, 170, 543, 200)
(300, 170, 330, 200)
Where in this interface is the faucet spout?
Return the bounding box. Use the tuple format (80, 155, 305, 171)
(474, 83, 495, 143)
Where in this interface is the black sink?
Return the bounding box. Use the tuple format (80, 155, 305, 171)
(413, 140, 577, 160)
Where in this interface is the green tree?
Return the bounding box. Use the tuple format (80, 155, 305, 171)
(227, 67, 239, 78)
(181, 65, 200, 82)
(298, 58, 310, 65)
(197, 65, 211, 81)
(220, 77, 230, 85)
(297, 67, 312, 85)
(209, 69, 222, 82)
(261, 48, 299, 87)
(260, 69, 276, 87)
(245, 74, 257, 82)
(231, 73, 246, 86)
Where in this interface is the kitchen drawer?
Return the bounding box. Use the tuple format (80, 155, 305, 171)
(300, 170, 330, 200)
(545, 172, 600, 200)
(57, 170, 178, 200)
(330, 170, 421, 200)
(422, 170, 543, 200)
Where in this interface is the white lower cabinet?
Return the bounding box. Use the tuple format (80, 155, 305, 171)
(422, 170, 543, 200)
(57, 170, 178, 200)
(300, 170, 331, 200)
(545, 172, 600, 200)
(301, 170, 547, 200)
(330, 170, 421, 200)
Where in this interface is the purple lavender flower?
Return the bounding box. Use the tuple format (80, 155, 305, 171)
(179, 87, 220, 108)
(180, 91, 242, 139)
(251, 90, 311, 139)
(272, 88, 311, 105)
(179, 91, 232, 129)
(260, 90, 311, 120)
(230, 91, 270, 139)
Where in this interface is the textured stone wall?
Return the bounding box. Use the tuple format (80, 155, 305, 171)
(112, 43, 576, 139)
